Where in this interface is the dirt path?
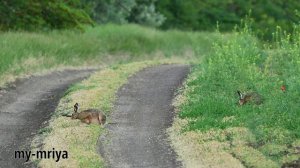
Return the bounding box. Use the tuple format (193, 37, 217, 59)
(99, 64, 190, 168)
(0, 69, 94, 167)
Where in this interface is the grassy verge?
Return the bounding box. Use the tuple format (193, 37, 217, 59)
(0, 24, 219, 87)
(169, 27, 300, 167)
(31, 60, 182, 167)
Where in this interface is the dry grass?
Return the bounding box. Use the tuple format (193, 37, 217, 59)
(168, 118, 244, 168)
(168, 116, 281, 168)
(232, 146, 278, 168)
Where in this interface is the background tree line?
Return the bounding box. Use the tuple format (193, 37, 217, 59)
(1, 0, 299, 38)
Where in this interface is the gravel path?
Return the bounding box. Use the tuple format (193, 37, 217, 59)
(99, 64, 190, 168)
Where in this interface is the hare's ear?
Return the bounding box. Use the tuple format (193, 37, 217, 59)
(237, 90, 243, 99)
(74, 103, 79, 113)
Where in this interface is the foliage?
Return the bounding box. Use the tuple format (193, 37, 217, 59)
(127, 0, 165, 27)
(85, 0, 164, 27)
(156, 0, 300, 39)
(0, 0, 165, 30)
(0, 0, 94, 31)
(82, 0, 136, 24)
(1, 0, 299, 34)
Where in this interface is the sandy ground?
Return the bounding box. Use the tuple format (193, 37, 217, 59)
(0, 69, 94, 168)
(99, 64, 190, 168)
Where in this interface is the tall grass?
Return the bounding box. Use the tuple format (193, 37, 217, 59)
(179, 25, 300, 166)
(0, 24, 219, 86)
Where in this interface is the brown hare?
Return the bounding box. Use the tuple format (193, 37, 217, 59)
(71, 103, 106, 125)
(237, 90, 263, 105)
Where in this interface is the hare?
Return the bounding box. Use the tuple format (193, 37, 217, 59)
(71, 103, 106, 125)
(237, 90, 263, 105)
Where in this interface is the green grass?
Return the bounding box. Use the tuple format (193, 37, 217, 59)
(0, 24, 219, 86)
(177, 26, 300, 166)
